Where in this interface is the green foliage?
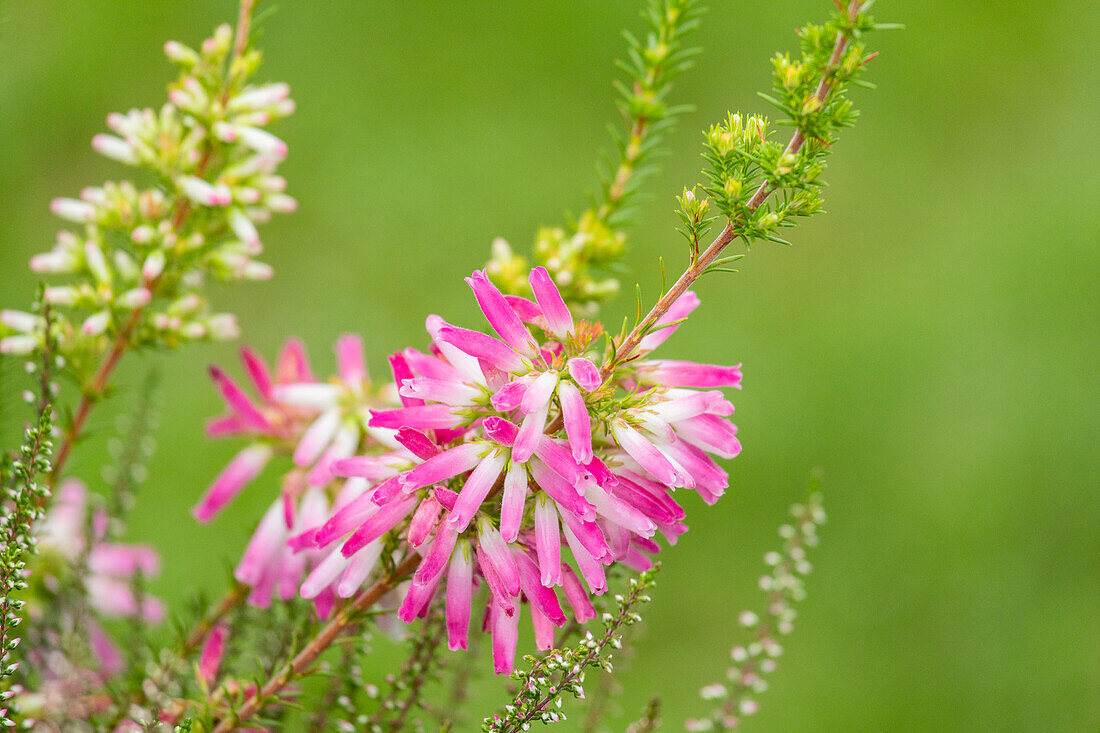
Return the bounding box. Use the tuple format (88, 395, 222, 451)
(488, 0, 704, 314)
(0, 393, 54, 725)
(483, 567, 659, 733)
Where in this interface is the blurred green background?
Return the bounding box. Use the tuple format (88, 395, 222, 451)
(2, 1, 1098, 730)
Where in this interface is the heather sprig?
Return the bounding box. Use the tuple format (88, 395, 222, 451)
(488, 0, 704, 313)
(0, 0, 294, 485)
(483, 566, 658, 733)
(685, 490, 826, 731)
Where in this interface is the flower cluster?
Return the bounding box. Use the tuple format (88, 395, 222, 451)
(202, 267, 742, 673)
(0, 22, 294, 381)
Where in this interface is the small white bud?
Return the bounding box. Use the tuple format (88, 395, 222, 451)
(91, 134, 138, 165)
(117, 288, 152, 309)
(142, 250, 166, 280)
(43, 286, 80, 306)
(81, 310, 110, 336)
(50, 198, 95, 223)
(0, 336, 36, 355)
(1, 310, 41, 333)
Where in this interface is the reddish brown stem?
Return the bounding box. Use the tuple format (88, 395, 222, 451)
(603, 1, 862, 378)
(209, 554, 421, 733)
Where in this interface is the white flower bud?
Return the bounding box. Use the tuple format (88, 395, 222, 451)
(84, 241, 112, 285)
(82, 310, 110, 336)
(206, 313, 239, 340)
(1, 310, 41, 333)
(229, 82, 290, 112)
(117, 288, 152, 309)
(266, 193, 297, 213)
(50, 198, 95, 223)
(142, 250, 166, 280)
(163, 40, 200, 66)
(178, 176, 231, 206)
(180, 322, 207, 339)
(29, 250, 77, 274)
(43, 286, 79, 306)
(229, 209, 260, 248)
(131, 225, 155, 244)
(0, 336, 36, 355)
(91, 134, 138, 165)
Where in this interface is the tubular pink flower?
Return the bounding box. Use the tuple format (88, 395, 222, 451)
(369, 404, 462, 430)
(394, 428, 441, 460)
(405, 341, 470, 384)
(519, 370, 558, 414)
(340, 492, 418, 557)
(499, 461, 528, 543)
(673, 414, 742, 459)
(449, 449, 507, 532)
(532, 437, 587, 487)
(611, 420, 684, 488)
(399, 573, 442, 623)
(88, 618, 124, 676)
(413, 519, 460, 587)
(336, 538, 384, 597)
(234, 500, 288, 587)
(514, 549, 566, 626)
(208, 366, 271, 432)
(293, 407, 340, 466)
(436, 324, 524, 373)
(192, 444, 273, 522)
(534, 493, 563, 587)
(557, 381, 593, 463)
(86, 576, 165, 621)
(482, 416, 519, 446)
(490, 599, 520, 675)
(512, 402, 550, 464)
(400, 442, 484, 492)
(584, 483, 657, 537)
(446, 541, 474, 650)
(649, 390, 734, 422)
(637, 290, 700, 353)
(336, 334, 368, 388)
(636, 359, 743, 389)
(560, 564, 597, 623)
(558, 510, 611, 564)
(407, 494, 443, 547)
(276, 338, 315, 382)
(330, 456, 401, 481)
(466, 270, 538, 357)
(400, 378, 482, 406)
(490, 376, 532, 411)
(88, 543, 160, 576)
(560, 520, 607, 595)
(567, 356, 602, 391)
(503, 294, 543, 325)
(528, 459, 595, 521)
(611, 475, 683, 524)
(476, 545, 516, 617)
(528, 266, 574, 338)
(307, 426, 358, 486)
(199, 623, 229, 686)
(476, 517, 520, 596)
(300, 548, 350, 599)
(389, 352, 424, 407)
(240, 346, 274, 400)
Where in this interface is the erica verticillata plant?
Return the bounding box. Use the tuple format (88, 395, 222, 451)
(0, 0, 893, 729)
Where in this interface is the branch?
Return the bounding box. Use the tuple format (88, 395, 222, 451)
(209, 553, 421, 732)
(604, 0, 866, 377)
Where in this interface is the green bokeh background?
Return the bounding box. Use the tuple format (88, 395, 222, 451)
(2, 1, 1097, 730)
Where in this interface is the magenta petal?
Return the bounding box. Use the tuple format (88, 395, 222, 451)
(611, 420, 683, 487)
(239, 346, 273, 401)
(208, 366, 270, 432)
(369, 404, 462, 430)
(448, 450, 507, 532)
(567, 357, 602, 392)
(560, 564, 597, 622)
(314, 490, 379, 548)
(341, 493, 418, 557)
(514, 549, 566, 625)
(437, 325, 524, 373)
(477, 517, 520, 596)
(400, 442, 484, 492)
(477, 545, 516, 617)
(528, 266, 574, 338)
(466, 270, 538, 357)
(532, 436, 586, 487)
(499, 461, 528, 543)
(534, 493, 563, 587)
(491, 376, 531, 411)
(557, 381, 593, 464)
(335, 334, 368, 386)
(413, 519, 459, 585)
(482, 416, 520, 446)
(193, 445, 272, 522)
(199, 622, 229, 685)
(511, 403, 549, 464)
(490, 598, 520, 675)
(407, 494, 443, 547)
(584, 484, 656, 536)
(636, 359, 743, 389)
(529, 459, 595, 521)
(503, 294, 544, 325)
(276, 338, 315, 383)
(560, 521, 607, 595)
(394, 427, 441, 460)
(446, 541, 474, 650)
